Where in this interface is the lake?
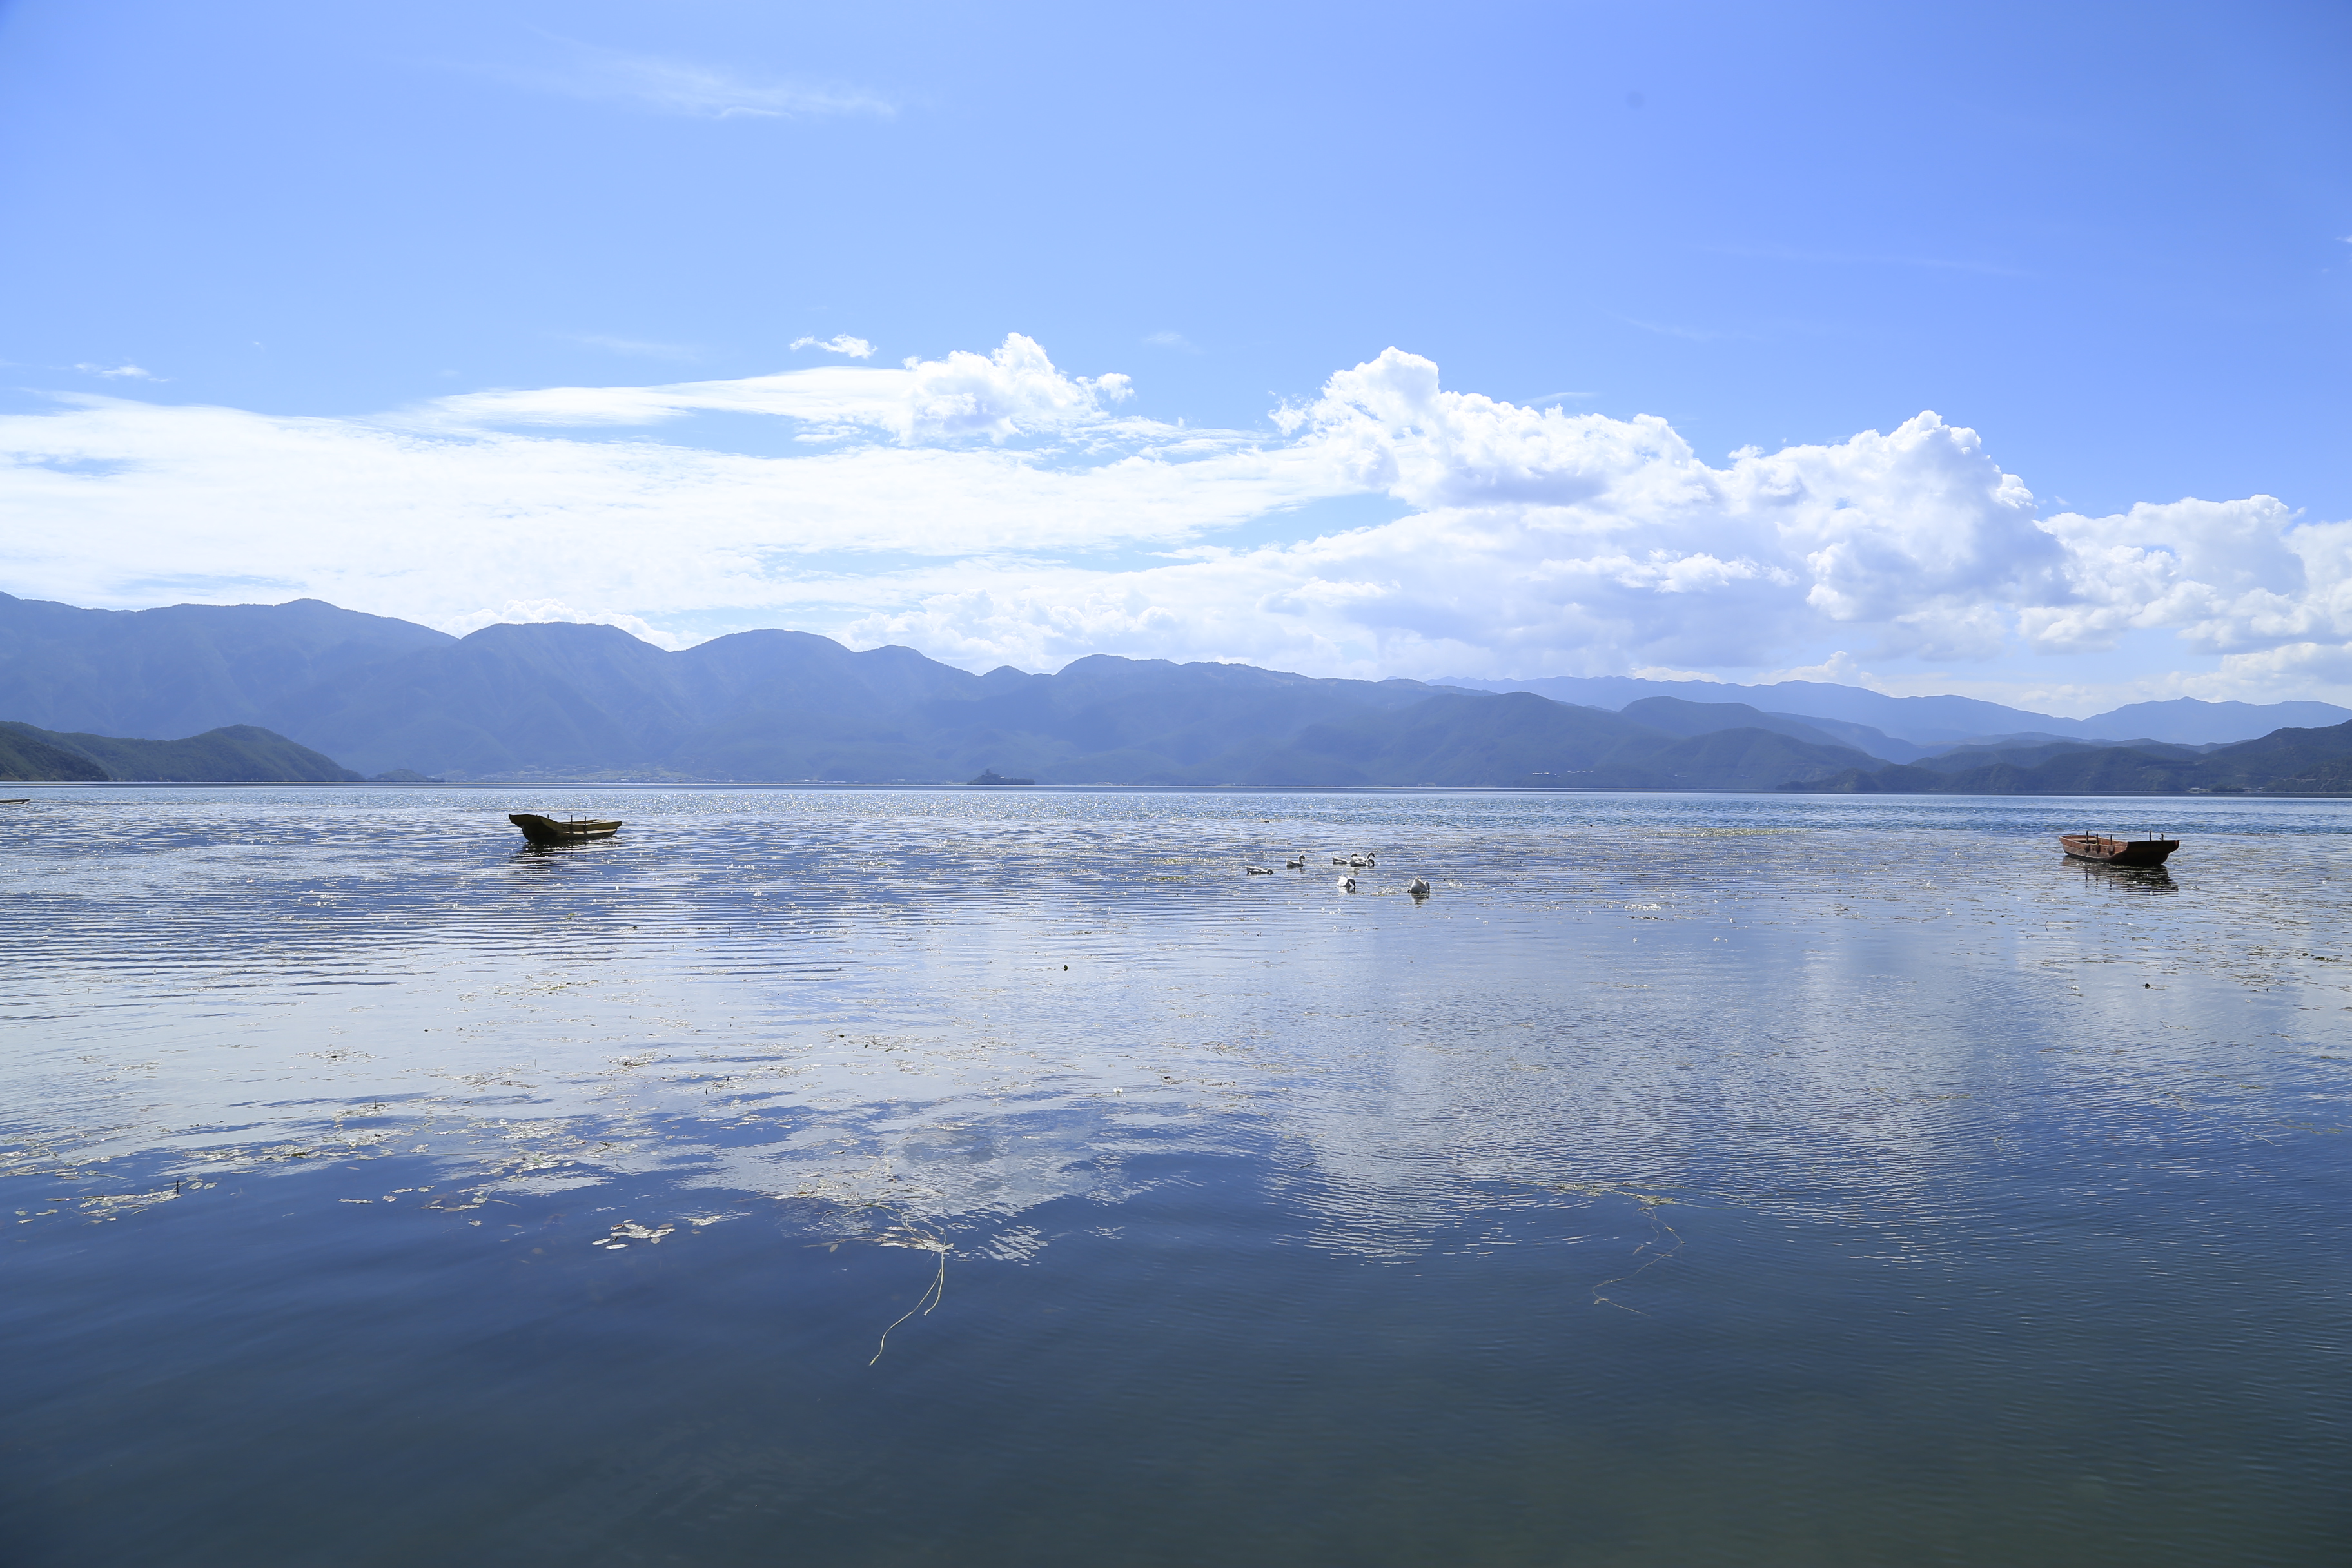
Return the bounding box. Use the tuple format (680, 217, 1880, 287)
(4, 786, 2347, 1565)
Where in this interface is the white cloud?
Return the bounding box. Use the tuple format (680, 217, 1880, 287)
(75, 362, 159, 380)
(2022, 496, 2352, 662)
(409, 333, 1135, 444)
(2, 340, 2347, 707)
(791, 335, 876, 359)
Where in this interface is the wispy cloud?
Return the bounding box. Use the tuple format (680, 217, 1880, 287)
(562, 333, 700, 362)
(791, 334, 875, 358)
(496, 40, 894, 121)
(1624, 318, 1734, 344)
(74, 362, 161, 380)
(1142, 331, 1200, 353)
(397, 333, 1136, 446)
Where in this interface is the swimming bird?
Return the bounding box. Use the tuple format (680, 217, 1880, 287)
(1349, 854, 1369, 868)
(1338, 875, 1356, 892)
(1285, 856, 1306, 869)
(1408, 877, 1431, 896)
(1331, 856, 1349, 866)
(1245, 865, 1273, 875)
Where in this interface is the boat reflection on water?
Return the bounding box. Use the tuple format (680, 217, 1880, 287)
(512, 841, 612, 859)
(2068, 857, 2178, 894)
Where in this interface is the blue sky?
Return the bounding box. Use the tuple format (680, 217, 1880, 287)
(3, 1, 2347, 712)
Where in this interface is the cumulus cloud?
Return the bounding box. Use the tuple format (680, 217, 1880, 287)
(791, 335, 875, 358)
(1, 339, 2346, 706)
(1219, 348, 2068, 669)
(2026, 497, 2352, 655)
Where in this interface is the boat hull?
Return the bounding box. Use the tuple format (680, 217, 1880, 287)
(2059, 834, 2177, 867)
(510, 812, 622, 846)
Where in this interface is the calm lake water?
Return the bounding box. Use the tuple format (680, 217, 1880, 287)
(4, 785, 2348, 1566)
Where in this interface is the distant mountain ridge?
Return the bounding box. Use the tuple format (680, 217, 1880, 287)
(0, 725, 106, 782)
(1785, 721, 2352, 797)
(0, 593, 453, 739)
(1435, 674, 2352, 747)
(1613, 696, 1929, 763)
(264, 627, 1885, 789)
(2, 591, 2346, 790)
(0, 720, 362, 783)
(0, 593, 1879, 786)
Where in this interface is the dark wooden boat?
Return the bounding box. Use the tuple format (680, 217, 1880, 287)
(2059, 831, 2177, 867)
(510, 812, 622, 846)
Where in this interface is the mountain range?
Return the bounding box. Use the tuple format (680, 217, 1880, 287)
(1436, 675, 2352, 747)
(0, 720, 366, 783)
(2, 590, 2347, 791)
(1786, 723, 2352, 797)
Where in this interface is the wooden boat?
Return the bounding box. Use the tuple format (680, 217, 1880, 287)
(2059, 831, 2177, 867)
(510, 812, 622, 846)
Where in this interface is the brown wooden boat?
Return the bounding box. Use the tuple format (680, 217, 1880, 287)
(2059, 831, 2177, 867)
(510, 812, 622, 846)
